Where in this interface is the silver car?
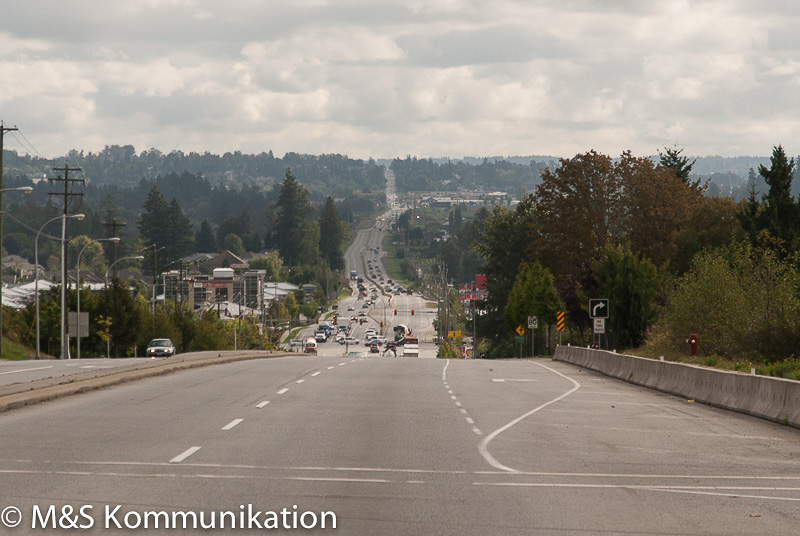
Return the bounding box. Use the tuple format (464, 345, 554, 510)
(146, 338, 176, 358)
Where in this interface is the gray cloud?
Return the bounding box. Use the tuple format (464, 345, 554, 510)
(1, 0, 800, 160)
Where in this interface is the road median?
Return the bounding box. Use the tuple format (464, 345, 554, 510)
(0, 351, 293, 413)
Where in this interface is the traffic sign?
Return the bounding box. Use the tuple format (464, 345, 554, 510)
(447, 330, 462, 338)
(515, 325, 526, 336)
(515, 336, 525, 343)
(589, 299, 609, 319)
(593, 318, 605, 334)
(556, 311, 565, 331)
(527, 316, 538, 329)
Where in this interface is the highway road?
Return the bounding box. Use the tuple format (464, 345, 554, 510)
(1, 355, 798, 534)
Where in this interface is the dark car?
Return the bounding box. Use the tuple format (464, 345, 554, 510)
(146, 338, 176, 358)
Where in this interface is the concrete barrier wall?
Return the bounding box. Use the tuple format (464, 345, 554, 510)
(554, 346, 799, 428)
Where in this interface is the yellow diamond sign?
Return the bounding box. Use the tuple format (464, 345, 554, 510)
(515, 325, 526, 336)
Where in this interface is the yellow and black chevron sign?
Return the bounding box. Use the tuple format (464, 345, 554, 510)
(556, 311, 566, 331)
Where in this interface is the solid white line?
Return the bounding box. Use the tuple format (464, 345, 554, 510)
(0, 365, 53, 376)
(493, 378, 538, 382)
(170, 446, 201, 463)
(642, 487, 800, 502)
(288, 477, 390, 483)
(256, 401, 270, 409)
(311, 371, 321, 377)
(478, 361, 581, 473)
(221, 419, 243, 431)
(277, 388, 289, 395)
(296, 379, 305, 384)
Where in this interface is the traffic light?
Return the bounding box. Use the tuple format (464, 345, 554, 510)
(380, 321, 383, 328)
(394, 309, 397, 315)
(411, 309, 414, 315)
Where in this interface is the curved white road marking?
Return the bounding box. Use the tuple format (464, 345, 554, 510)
(442, 360, 450, 382)
(478, 361, 581, 473)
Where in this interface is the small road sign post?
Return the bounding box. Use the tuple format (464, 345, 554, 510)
(527, 316, 538, 357)
(590, 300, 609, 349)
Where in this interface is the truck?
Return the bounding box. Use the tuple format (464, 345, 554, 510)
(403, 336, 419, 357)
(304, 337, 318, 355)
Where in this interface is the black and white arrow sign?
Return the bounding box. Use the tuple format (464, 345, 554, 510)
(589, 299, 609, 319)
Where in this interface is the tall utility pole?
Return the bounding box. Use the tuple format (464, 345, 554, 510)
(0, 121, 18, 358)
(49, 165, 84, 359)
(103, 217, 126, 276)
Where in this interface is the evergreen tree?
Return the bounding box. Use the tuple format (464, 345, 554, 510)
(658, 146, 696, 184)
(273, 169, 311, 265)
(737, 168, 761, 245)
(758, 145, 797, 253)
(195, 220, 217, 252)
(137, 184, 170, 249)
(318, 196, 344, 270)
(166, 198, 194, 264)
(138, 184, 194, 273)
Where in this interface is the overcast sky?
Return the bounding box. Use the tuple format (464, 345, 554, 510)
(1, 0, 799, 160)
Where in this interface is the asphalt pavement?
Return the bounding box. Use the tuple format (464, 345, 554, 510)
(1, 355, 798, 534)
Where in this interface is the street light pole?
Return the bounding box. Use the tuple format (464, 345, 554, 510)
(76, 237, 119, 359)
(0, 185, 32, 358)
(35, 213, 84, 360)
(104, 256, 145, 287)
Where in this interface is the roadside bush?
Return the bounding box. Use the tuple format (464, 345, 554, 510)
(649, 241, 800, 362)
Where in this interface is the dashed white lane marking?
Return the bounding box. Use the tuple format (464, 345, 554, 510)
(478, 362, 581, 473)
(327, 366, 335, 370)
(0, 365, 53, 376)
(442, 360, 482, 435)
(277, 388, 289, 395)
(256, 401, 270, 409)
(170, 446, 201, 463)
(296, 379, 305, 384)
(338, 363, 347, 366)
(79, 365, 97, 369)
(221, 419, 243, 431)
(311, 372, 321, 377)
